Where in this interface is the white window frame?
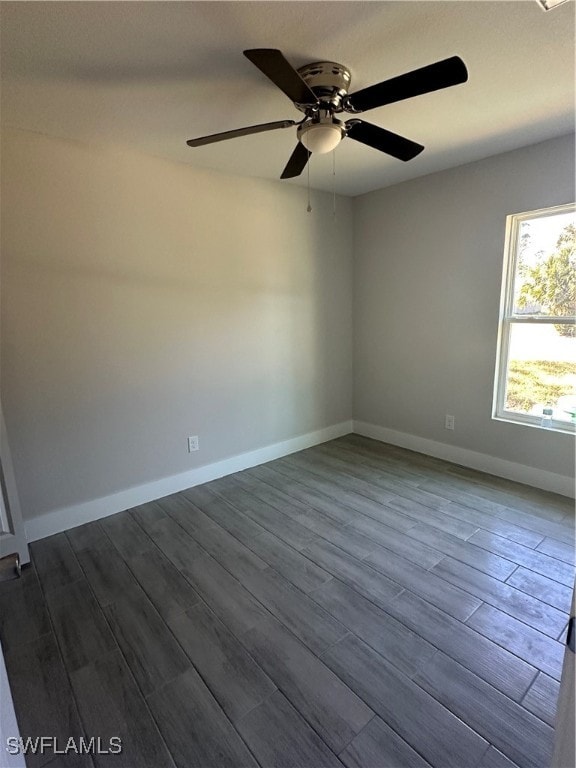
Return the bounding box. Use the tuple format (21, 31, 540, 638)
(493, 202, 576, 433)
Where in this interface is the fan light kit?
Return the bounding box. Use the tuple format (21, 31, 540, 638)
(298, 117, 343, 154)
(187, 49, 469, 180)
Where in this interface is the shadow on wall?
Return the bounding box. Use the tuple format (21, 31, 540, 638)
(1, 131, 354, 519)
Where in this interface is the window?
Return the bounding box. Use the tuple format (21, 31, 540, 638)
(494, 203, 575, 432)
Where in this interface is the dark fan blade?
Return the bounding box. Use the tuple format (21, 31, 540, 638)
(280, 143, 311, 179)
(346, 120, 424, 162)
(187, 119, 296, 147)
(244, 49, 318, 105)
(346, 56, 468, 112)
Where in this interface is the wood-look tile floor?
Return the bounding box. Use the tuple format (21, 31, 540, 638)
(2, 435, 574, 768)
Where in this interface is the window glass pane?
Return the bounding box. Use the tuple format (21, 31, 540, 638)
(513, 211, 575, 317)
(505, 323, 576, 423)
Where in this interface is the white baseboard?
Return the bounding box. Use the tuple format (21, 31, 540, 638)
(25, 420, 353, 542)
(353, 420, 575, 499)
(25, 416, 573, 542)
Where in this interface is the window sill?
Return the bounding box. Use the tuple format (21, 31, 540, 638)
(492, 413, 576, 434)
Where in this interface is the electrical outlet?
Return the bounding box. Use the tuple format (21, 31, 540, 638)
(187, 436, 199, 452)
(445, 415, 455, 430)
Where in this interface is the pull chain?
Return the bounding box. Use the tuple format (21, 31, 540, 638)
(307, 153, 312, 213)
(332, 149, 336, 218)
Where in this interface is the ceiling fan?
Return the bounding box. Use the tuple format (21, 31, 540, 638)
(186, 49, 468, 179)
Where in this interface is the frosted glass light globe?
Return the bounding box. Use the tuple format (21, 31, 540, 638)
(299, 122, 343, 154)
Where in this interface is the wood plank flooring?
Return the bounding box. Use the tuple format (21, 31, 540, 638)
(3, 435, 574, 768)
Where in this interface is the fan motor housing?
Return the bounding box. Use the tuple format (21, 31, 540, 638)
(296, 61, 351, 111)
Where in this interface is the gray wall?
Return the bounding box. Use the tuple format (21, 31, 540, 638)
(1, 129, 353, 521)
(3, 128, 574, 525)
(353, 134, 575, 478)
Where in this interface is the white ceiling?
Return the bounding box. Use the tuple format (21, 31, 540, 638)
(1, 1, 574, 196)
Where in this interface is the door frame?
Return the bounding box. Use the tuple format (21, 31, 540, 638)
(552, 583, 575, 768)
(0, 404, 29, 566)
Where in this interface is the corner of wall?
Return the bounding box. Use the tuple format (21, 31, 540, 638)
(25, 420, 353, 542)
